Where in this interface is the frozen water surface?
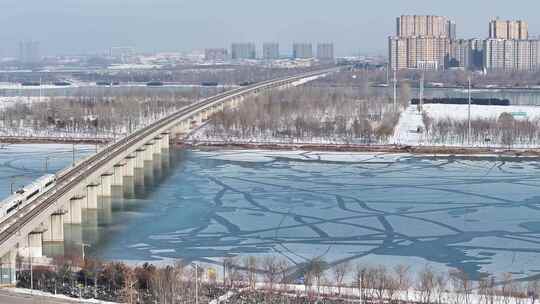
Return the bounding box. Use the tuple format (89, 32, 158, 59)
(79, 148, 540, 281)
(3, 146, 540, 280)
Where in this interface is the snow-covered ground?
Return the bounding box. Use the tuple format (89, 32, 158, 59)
(392, 105, 425, 146)
(423, 104, 540, 121)
(393, 104, 540, 147)
(8, 288, 118, 303)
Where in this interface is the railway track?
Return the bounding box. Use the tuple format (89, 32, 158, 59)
(0, 67, 339, 253)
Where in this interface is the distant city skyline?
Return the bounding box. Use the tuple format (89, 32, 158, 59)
(1, 0, 539, 57)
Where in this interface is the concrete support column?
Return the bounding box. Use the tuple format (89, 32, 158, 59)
(86, 184, 99, 209)
(43, 212, 65, 243)
(65, 196, 83, 224)
(135, 149, 146, 169)
(42, 216, 52, 242)
(153, 138, 162, 155)
(144, 143, 154, 161)
(161, 133, 170, 150)
(112, 164, 125, 186)
(124, 156, 136, 177)
(19, 232, 43, 259)
(100, 173, 113, 196)
(28, 232, 43, 259)
(50, 213, 64, 242)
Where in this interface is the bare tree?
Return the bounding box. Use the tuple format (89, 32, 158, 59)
(333, 261, 350, 295)
(418, 265, 436, 304)
(243, 256, 258, 290)
(262, 256, 279, 292)
(449, 268, 473, 304)
(395, 264, 412, 302)
(528, 279, 540, 304)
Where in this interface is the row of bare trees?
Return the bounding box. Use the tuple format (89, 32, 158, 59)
(16, 253, 540, 304)
(0, 88, 216, 138)
(198, 84, 410, 144)
(423, 112, 540, 147)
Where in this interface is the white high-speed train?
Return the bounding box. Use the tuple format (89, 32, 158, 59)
(0, 174, 56, 218)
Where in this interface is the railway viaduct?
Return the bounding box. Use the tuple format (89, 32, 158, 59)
(0, 67, 340, 284)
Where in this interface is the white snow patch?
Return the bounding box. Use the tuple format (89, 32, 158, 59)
(393, 105, 425, 146)
(8, 288, 118, 303)
(423, 104, 540, 121)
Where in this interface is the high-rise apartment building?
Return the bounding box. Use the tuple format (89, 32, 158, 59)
(263, 43, 280, 60)
(389, 36, 450, 70)
(489, 19, 528, 40)
(231, 43, 256, 60)
(396, 15, 455, 38)
(448, 39, 484, 70)
(18, 41, 40, 64)
(390, 15, 456, 71)
(293, 43, 313, 59)
(317, 43, 335, 61)
(205, 48, 229, 61)
(484, 39, 539, 72)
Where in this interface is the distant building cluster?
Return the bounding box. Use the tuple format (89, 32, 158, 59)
(389, 15, 540, 73)
(204, 42, 335, 61)
(18, 40, 40, 64)
(204, 48, 229, 61)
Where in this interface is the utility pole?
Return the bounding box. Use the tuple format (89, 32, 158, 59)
(195, 263, 199, 304)
(393, 68, 397, 112)
(29, 235, 33, 292)
(386, 63, 390, 85)
(44, 156, 49, 173)
(468, 75, 472, 146)
(72, 143, 76, 167)
(419, 70, 425, 113)
(39, 77, 42, 104)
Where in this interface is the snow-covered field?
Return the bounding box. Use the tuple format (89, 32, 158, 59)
(422, 104, 540, 121)
(393, 104, 540, 147)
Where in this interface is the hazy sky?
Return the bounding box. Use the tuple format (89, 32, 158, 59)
(3, 0, 539, 57)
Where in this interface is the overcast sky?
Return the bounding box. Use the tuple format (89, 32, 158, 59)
(2, 0, 539, 57)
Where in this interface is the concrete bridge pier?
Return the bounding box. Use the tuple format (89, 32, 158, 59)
(160, 133, 170, 150)
(100, 173, 113, 197)
(196, 112, 204, 124)
(42, 211, 65, 243)
(144, 142, 155, 162)
(86, 183, 100, 209)
(64, 195, 83, 224)
(112, 163, 125, 187)
(124, 155, 136, 177)
(123, 155, 136, 198)
(153, 137, 162, 155)
(19, 231, 44, 261)
(230, 98, 240, 109)
(135, 148, 146, 169)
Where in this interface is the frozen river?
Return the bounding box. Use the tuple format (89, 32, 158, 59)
(2, 145, 540, 280)
(74, 148, 540, 281)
